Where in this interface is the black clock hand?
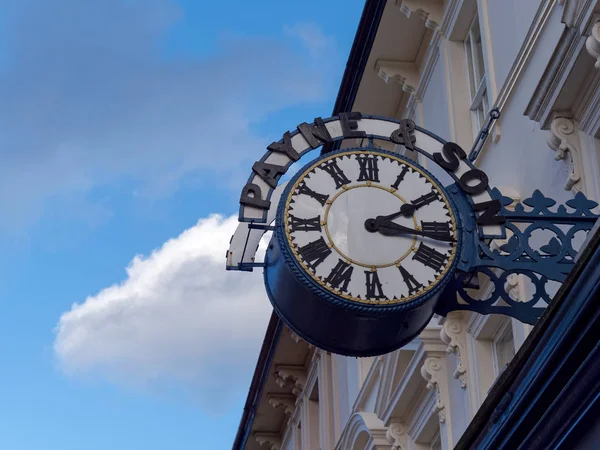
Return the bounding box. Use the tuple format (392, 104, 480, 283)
(367, 219, 455, 243)
(375, 191, 441, 222)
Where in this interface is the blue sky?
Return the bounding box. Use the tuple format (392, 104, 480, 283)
(0, 1, 363, 449)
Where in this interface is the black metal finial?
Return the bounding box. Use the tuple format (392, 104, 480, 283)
(469, 108, 501, 162)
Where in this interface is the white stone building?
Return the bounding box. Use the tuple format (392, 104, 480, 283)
(231, 0, 600, 449)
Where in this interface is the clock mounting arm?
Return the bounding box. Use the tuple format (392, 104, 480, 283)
(435, 186, 600, 325)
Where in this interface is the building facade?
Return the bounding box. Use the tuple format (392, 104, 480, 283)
(232, 0, 600, 449)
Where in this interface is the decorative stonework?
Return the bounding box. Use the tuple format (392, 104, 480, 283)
(420, 356, 448, 422)
(586, 20, 600, 69)
(254, 432, 281, 450)
(267, 394, 296, 416)
(386, 421, 408, 450)
(289, 330, 315, 350)
(505, 273, 525, 302)
(274, 365, 306, 397)
(440, 312, 468, 388)
(395, 0, 443, 30)
(547, 116, 584, 194)
(375, 60, 419, 94)
(289, 331, 301, 343)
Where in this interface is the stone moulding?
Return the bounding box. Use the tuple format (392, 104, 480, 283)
(254, 432, 281, 450)
(395, 0, 444, 30)
(440, 312, 468, 388)
(274, 364, 306, 398)
(420, 355, 449, 423)
(375, 60, 419, 94)
(267, 394, 296, 416)
(386, 420, 408, 450)
(586, 20, 600, 68)
(547, 116, 584, 194)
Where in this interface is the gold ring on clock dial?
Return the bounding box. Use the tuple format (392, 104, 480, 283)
(283, 150, 458, 305)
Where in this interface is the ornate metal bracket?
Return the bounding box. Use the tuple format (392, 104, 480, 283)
(437, 188, 599, 324)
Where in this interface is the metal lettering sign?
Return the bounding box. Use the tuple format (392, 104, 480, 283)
(226, 113, 599, 357)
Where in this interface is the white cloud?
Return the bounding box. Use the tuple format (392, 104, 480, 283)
(54, 214, 273, 408)
(284, 22, 335, 58)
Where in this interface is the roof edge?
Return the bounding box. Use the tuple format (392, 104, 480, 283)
(322, 0, 386, 154)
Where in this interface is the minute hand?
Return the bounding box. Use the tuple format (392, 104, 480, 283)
(377, 220, 454, 242)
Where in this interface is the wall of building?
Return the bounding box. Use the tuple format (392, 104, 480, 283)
(244, 0, 600, 449)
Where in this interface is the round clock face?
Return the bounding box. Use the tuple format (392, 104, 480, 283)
(282, 149, 459, 305)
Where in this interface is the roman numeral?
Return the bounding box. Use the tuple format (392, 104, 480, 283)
(398, 265, 423, 295)
(421, 221, 452, 240)
(324, 259, 354, 292)
(289, 215, 321, 232)
(391, 166, 409, 190)
(356, 155, 380, 182)
(365, 270, 385, 300)
(319, 160, 351, 189)
(298, 237, 332, 270)
(413, 243, 448, 272)
(297, 182, 329, 206)
(412, 191, 439, 209)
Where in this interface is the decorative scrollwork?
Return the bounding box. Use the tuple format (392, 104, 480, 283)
(439, 188, 599, 324)
(477, 189, 598, 282)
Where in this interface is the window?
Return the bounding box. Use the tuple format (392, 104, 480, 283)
(464, 16, 489, 139)
(492, 322, 515, 376)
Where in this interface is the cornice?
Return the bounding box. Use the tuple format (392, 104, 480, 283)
(524, 26, 585, 126)
(526, 3, 600, 128)
(491, 0, 556, 131)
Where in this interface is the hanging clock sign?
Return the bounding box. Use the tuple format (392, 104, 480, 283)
(226, 113, 513, 356)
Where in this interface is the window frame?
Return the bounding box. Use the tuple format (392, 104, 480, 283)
(492, 320, 516, 377)
(464, 15, 489, 140)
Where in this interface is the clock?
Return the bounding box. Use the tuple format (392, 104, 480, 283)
(263, 148, 462, 356)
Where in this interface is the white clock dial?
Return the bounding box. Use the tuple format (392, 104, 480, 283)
(283, 150, 458, 305)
